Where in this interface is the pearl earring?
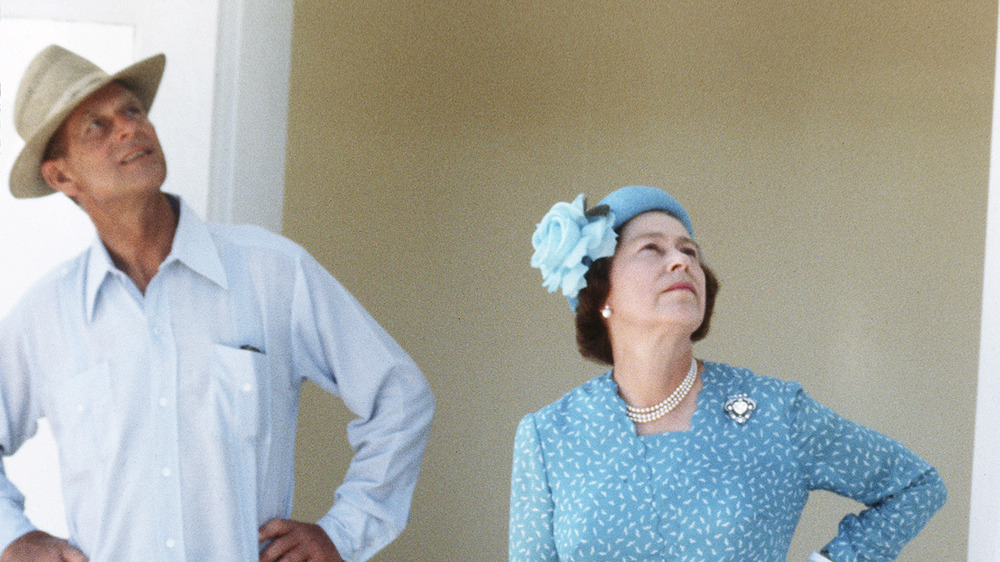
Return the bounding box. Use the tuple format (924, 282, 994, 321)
(601, 305, 612, 319)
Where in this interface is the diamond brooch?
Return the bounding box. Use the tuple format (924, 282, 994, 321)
(724, 393, 756, 424)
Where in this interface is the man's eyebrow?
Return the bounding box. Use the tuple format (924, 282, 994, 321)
(72, 103, 108, 124)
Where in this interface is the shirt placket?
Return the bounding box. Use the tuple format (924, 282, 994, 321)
(145, 279, 186, 558)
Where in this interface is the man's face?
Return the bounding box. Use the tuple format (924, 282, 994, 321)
(43, 82, 166, 206)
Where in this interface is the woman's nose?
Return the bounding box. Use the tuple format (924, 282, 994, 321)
(667, 250, 691, 272)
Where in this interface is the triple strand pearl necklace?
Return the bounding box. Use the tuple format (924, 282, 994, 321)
(625, 357, 698, 424)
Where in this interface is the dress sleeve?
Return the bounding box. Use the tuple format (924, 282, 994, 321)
(289, 252, 434, 562)
(509, 413, 559, 562)
(790, 388, 946, 561)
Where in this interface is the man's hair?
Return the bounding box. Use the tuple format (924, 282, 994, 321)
(43, 124, 69, 162)
(575, 255, 719, 365)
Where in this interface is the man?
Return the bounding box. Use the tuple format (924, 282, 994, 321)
(0, 45, 434, 561)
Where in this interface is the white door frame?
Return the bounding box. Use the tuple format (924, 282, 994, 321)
(207, 0, 292, 231)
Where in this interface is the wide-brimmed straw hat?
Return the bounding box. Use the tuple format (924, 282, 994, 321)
(9, 45, 166, 198)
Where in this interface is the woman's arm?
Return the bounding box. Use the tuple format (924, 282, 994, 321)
(790, 389, 947, 561)
(509, 414, 559, 562)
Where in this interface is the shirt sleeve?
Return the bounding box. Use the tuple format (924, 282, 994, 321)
(0, 308, 41, 552)
(509, 413, 559, 562)
(790, 388, 946, 561)
(289, 252, 434, 562)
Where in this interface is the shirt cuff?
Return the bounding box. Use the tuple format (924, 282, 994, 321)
(316, 513, 356, 562)
(808, 552, 832, 562)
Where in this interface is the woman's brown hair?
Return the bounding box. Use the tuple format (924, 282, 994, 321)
(574, 255, 719, 365)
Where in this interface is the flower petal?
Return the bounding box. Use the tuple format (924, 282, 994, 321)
(530, 194, 620, 300)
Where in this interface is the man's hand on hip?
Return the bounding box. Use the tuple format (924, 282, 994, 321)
(0, 530, 88, 562)
(259, 518, 344, 562)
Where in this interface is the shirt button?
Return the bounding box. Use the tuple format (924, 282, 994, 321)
(165, 538, 176, 549)
(161, 467, 172, 478)
(158, 397, 169, 407)
(242, 383, 253, 393)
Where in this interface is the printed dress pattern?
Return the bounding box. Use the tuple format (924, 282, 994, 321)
(509, 362, 946, 561)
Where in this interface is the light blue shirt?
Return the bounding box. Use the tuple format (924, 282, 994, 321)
(0, 197, 434, 561)
(510, 362, 945, 561)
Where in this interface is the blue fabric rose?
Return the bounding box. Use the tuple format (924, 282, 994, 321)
(530, 194, 618, 300)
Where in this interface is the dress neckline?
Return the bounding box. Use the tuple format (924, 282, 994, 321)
(604, 361, 717, 439)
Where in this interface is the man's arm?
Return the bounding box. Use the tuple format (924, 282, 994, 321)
(290, 253, 434, 561)
(0, 309, 46, 555)
(0, 464, 35, 557)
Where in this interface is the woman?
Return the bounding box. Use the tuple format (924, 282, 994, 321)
(510, 186, 945, 561)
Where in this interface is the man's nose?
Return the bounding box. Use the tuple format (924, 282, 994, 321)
(113, 115, 141, 140)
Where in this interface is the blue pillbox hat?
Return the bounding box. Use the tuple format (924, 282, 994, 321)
(597, 185, 693, 236)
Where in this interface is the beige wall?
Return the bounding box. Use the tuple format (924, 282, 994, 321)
(284, 2, 994, 560)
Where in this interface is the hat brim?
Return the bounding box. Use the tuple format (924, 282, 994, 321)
(9, 53, 166, 199)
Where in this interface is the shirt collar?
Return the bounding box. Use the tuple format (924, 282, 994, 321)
(84, 194, 229, 321)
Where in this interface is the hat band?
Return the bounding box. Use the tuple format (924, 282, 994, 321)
(42, 71, 109, 126)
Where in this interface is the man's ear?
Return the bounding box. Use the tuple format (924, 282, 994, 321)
(39, 159, 80, 198)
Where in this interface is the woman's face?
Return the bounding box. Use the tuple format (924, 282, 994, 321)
(604, 211, 707, 337)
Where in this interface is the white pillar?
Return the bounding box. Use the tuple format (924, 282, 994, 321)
(967, 3, 1000, 558)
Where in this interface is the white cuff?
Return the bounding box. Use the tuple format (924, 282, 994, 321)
(808, 552, 832, 562)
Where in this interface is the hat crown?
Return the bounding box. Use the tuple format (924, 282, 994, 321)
(597, 185, 694, 236)
(14, 45, 109, 140)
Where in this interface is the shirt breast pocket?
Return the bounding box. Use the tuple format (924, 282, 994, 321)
(49, 363, 113, 481)
(210, 344, 262, 442)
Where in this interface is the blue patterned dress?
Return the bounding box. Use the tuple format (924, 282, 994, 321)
(509, 362, 946, 561)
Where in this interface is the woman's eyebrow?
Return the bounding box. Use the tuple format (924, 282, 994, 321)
(678, 236, 701, 250)
(630, 232, 701, 250)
